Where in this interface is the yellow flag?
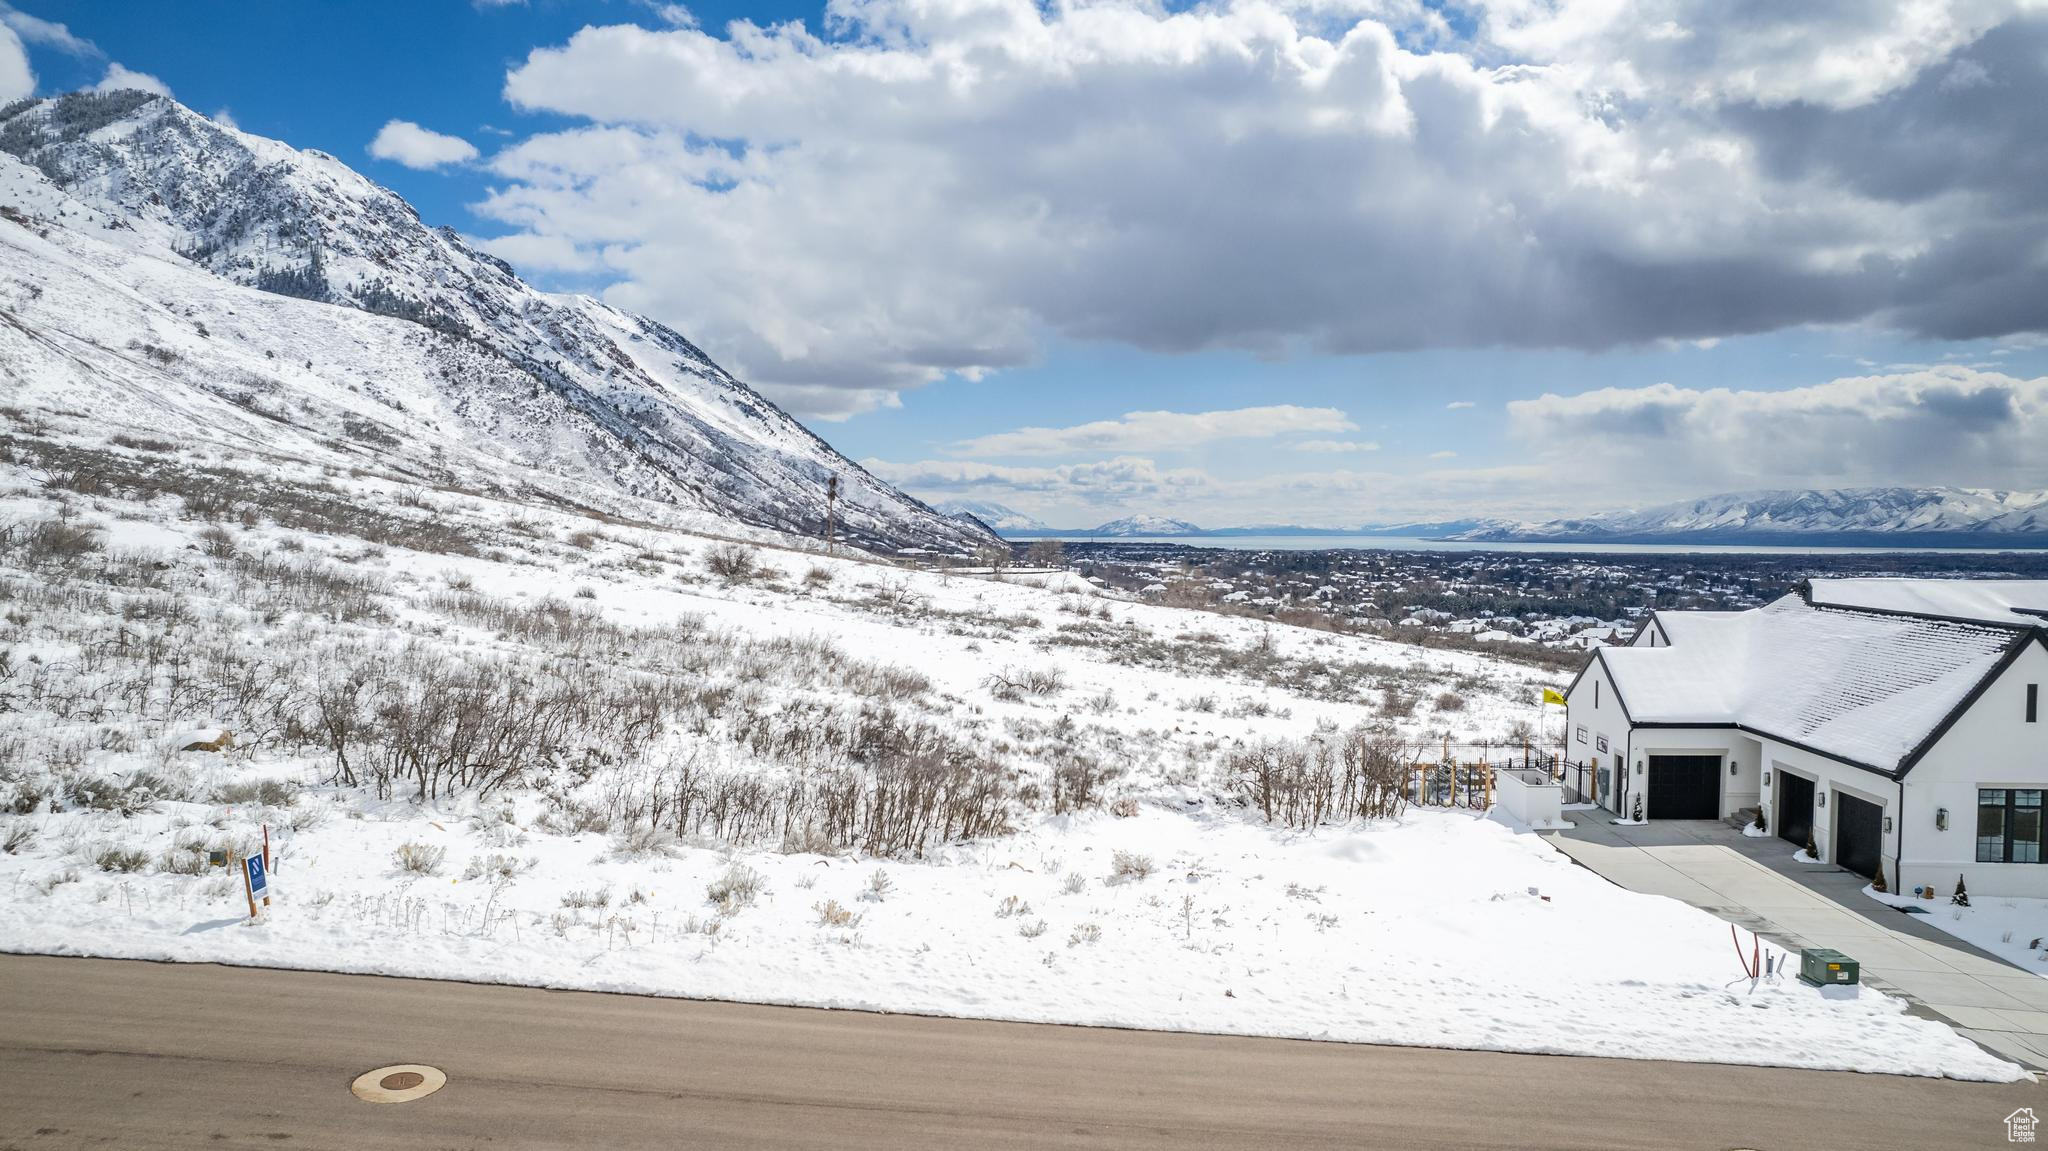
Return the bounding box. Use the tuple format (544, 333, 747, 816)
(1541, 688, 1567, 706)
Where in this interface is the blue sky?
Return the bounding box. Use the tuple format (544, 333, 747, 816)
(7, 2, 2048, 527)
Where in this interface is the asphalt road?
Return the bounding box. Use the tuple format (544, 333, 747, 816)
(0, 953, 2039, 1150)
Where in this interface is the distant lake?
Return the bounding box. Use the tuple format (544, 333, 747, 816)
(1020, 534, 2048, 556)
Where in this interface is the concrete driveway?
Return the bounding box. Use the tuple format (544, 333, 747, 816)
(1547, 812, 2048, 1074)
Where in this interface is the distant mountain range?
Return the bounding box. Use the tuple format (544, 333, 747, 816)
(1450, 488, 2048, 547)
(933, 500, 1048, 533)
(946, 487, 2048, 548)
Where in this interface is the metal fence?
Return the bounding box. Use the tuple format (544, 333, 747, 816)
(1405, 742, 1608, 813)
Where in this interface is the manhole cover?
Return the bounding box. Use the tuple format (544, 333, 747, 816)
(350, 1064, 446, 1104)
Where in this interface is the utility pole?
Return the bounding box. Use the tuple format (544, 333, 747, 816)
(825, 474, 839, 554)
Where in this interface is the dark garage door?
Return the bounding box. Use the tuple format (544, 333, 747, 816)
(1836, 793, 1883, 880)
(1778, 772, 1814, 848)
(1647, 755, 1721, 820)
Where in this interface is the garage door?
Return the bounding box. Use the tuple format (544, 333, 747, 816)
(1647, 755, 1721, 820)
(1778, 772, 1815, 848)
(1835, 793, 1883, 880)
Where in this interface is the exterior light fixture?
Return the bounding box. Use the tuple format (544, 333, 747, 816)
(1936, 808, 1949, 831)
(1763, 770, 1772, 785)
(1635, 761, 1644, 775)
(1729, 762, 1738, 776)
(1883, 816, 1893, 834)
(1817, 793, 1826, 809)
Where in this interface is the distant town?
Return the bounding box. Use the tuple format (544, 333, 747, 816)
(1052, 543, 2048, 670)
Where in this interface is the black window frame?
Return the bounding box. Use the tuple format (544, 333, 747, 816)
(2028, 683, 2039, 723)
(1978, 788, 2046, 864)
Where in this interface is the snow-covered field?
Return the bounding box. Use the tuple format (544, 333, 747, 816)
(0, 430, 2023, 1081)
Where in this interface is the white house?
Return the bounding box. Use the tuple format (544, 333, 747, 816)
(1563, 579, 2048, 898)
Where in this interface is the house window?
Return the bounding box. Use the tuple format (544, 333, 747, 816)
(1595, 735, 1609, 754)
(1594, 682, 1600, 709)
(1575, 725, 1587, 744)
(2028, 683, 2039, 723)
(1978, 789, 2045, 863)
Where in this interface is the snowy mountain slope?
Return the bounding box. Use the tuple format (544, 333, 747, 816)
(933, 499, 1047, 534)
(0, 90, 990, 555)
(1453, 488, 2048, 545)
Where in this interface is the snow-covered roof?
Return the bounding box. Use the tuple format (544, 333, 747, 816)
(1595, 593, 2024, 773)
(1806, 578, 2048, 628)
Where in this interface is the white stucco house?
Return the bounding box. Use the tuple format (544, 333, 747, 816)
(1563, 579, 2048, 897)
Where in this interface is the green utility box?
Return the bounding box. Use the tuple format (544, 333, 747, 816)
(1799, 948, 1860, 987)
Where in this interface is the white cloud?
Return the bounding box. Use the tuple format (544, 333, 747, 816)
(0, 25, 29, 103)
(1506, 366, 2048, 494)
(368, 119, 479, 170)
(211, 109, 239, 131)
(866, 452, 1561, 525)
(478, 2, 2048, 417)
(1445, 401, 1475, 410)
(863, 455, 1209, 507)
(948, 406, 1355, 458)
(1428, 450, 1458, 459)
(95, 62, 171, 98)
(0, 4, 95, 57)
(1295, 439, 1380, 453)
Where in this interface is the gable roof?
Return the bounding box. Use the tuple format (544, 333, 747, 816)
(1805, 578, 2048, 628)
(1592, 592, 2027, 776)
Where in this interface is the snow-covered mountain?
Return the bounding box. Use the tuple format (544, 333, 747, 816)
(1092, 515, 1205, 537)
(0, 90, 991, 554)
(1454, 488, 2048, 545)
(932, 499, 1047, 534)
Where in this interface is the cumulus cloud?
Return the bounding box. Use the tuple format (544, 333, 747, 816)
(0, 4, 95, 57)
(368, 119, 480, 170)
(1506, 366, 2048, 494)
(472, 2, 2048, 415)
(95, 62, 171, 98)
(863, 455, 1209, 507)
(866, 452, 1558, 525)
(1446, 401, 1475, 410)
(0, 24, 29, 103)
(948, 406, 1355, 458)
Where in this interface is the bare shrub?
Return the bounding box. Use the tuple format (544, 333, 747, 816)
(983, 665, 1065, 701)
(461, 853, 530, 882)
(1061, 872, 1087, 895)
(67, 771, 171, 817)
(1228, 725, 1410, 829)
(706, 543, 761, 584)
(561, 886, 613, 910)
(707, 864, 766, 913)
(393, 841, 447, 875)
(14, 518, 102, 565)
(3, 822, 37, 854)
(1018, 918, 1048, 938)
(995, 894, 1032, 918)
(1067, 922, 1102, 947)
(211, 778, 300, 807)
(814, 898, 861, 928)
(803, 565, 833, 588)
(198, 524, 236, 559)
(861, 868, 894, 903)
(94, 845, 150, 873)
(1109, 851, 1154, 884)
(1434, 691, 1468, 713)
(611, 824, 680, 859)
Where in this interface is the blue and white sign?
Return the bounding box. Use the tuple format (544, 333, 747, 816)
(245, 854, 268, 903)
